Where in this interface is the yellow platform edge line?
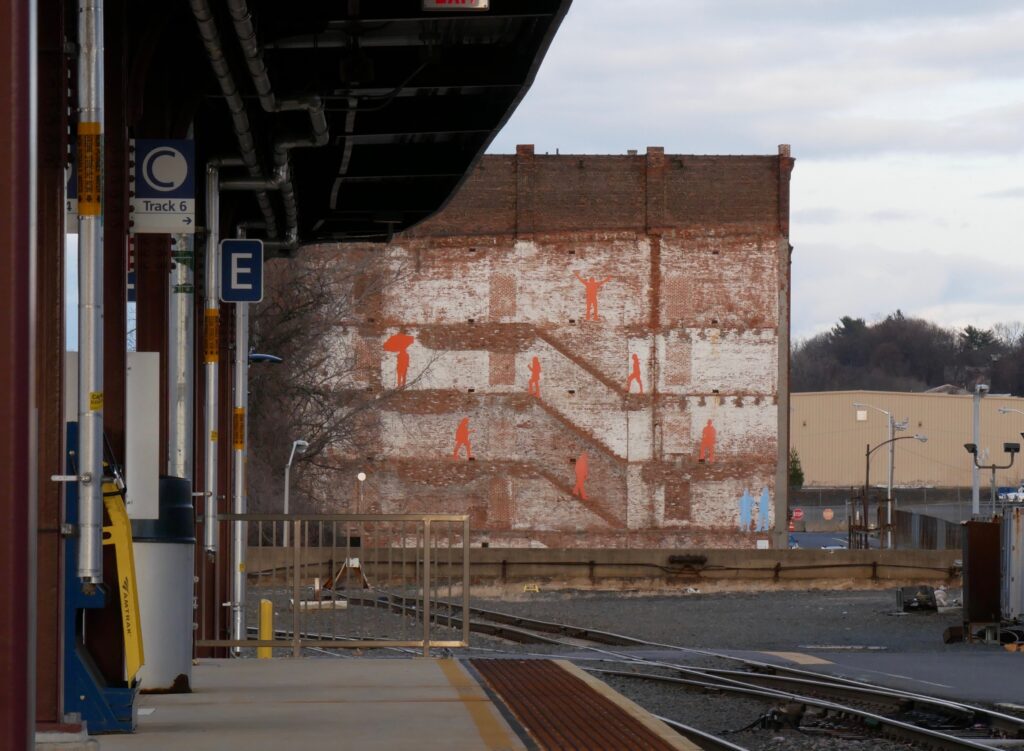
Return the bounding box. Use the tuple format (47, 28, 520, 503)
(554, 659, 701, 751)
(762, 651, 832, 666)
(437, 659, 523, 750)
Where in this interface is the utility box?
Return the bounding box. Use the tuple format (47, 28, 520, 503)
(132, 476, 195, 692)
(963, 520, 1002, 627)
(1003, 508, 1024, 622)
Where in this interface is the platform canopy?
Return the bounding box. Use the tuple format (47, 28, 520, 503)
(152, 0, 570, 248)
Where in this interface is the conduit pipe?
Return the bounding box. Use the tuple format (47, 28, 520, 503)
(230, 226, 249, 651)
(76, 0, 104, 583)
(203, 164, 220, 554)
(228, 0, 330, 247)
(168, 233, 195, 480)
(189, 0, 279, 239)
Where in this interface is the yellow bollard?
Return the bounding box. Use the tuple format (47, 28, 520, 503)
(257, 599, 273, 659)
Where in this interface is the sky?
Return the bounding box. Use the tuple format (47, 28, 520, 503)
(488, 0, 1024, 341)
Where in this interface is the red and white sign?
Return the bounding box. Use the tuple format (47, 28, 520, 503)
(423, 0, 489, 10)
(792, 508, 804, 521)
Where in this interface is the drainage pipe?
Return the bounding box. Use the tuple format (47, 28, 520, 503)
(189, 0, 278, 239)
(168, 233, 195, 481)
(228, 0, 330, 247)
(230, 226, 249, 651)
(203, 164, 220, 554)
(76, 0, 104, 583)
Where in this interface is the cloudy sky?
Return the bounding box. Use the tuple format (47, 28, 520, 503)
(489, 0, 1024, 341)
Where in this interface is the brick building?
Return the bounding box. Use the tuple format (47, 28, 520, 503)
(320, 145, 794, 548)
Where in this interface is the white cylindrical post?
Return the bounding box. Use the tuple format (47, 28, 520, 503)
(282, 462, 290, 549)
(973, 386, 985, 516)
(168, 234, 195, 480)
(203, 165, 220, 554)
(76, 0, 105, 583)
(231, 300, 248, 649)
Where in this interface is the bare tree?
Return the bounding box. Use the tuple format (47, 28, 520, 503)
(246, 246, 416, 514)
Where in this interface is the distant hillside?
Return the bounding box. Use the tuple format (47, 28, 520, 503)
(791, 311, 1024, 394)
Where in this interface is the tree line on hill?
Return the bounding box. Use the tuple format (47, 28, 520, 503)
(791, 311, 1024, 394)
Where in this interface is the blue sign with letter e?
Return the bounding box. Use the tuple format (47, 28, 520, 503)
(220, 239, 264, 303)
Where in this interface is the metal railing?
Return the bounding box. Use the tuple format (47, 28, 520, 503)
(196, 514, 471, 657)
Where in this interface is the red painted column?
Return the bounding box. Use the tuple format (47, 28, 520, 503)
(0, 0, 35, 746)
(35, 0, 69, 726)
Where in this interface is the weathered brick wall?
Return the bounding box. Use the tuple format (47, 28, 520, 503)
(316, 145, 793, 548)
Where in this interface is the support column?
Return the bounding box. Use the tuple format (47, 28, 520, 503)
(0, 0, 35, 745)
(231, 301, 248, 649)
(168, 234, 195, 479)
(774, 144, 795, 549)
(203, 165, 220, 554)
(35, 0, 68, 725)
(136, 234, 171, 463)
(77, 0, 106, 585)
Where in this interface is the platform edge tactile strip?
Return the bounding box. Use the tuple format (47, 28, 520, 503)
(469, 658, 696, 751)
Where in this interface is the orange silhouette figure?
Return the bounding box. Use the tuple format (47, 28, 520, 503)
(527, 356, 541, 397)
(699, 419, 716, 463)
(574, 271, 612, 321)
(572, 452, 589, 500)
(626, 353, 643, 394)
(383, 332, 415, 388)
(453, 417, 474, 460)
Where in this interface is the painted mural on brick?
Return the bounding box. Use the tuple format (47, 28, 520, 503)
(307, 145, 793, 548)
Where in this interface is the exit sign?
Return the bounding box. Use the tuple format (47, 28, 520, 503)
(423, 0, 489, 9)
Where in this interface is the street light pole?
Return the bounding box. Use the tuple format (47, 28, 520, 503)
(864, 433, 928, 549)
(282, 439, 308, 547)
(965, 437, 1020, 518)
(887, 413, 895, 504)
(854, 402, 912, 546)
(972, 384, 989, 516)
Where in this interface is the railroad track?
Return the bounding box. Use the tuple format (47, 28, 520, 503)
(340, 592, 1024, 750)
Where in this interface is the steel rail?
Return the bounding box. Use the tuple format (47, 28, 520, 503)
(429, 599, 1024, 738)
(589, 668, 996, 751)
(346, 594, 1007, 745)
(653, 716, 751, 751)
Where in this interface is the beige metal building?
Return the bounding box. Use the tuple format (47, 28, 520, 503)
(792, 390, 1024, 489)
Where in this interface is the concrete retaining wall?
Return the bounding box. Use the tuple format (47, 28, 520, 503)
(247, 546, 960, 587)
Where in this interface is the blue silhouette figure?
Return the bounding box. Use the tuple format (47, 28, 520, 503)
(738, 489, 753, 532)
(757, 487, 771, 532)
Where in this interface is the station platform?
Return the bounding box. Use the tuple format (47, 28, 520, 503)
(98, 657, 694, 751)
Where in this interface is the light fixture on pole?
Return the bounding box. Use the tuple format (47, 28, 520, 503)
(863, 433, 927, 549)
(972, 384, 989, 516)
(853, 402, 909, 507)
(965, 436, 1021, 518)
(356, 471, 367, 515)
(282, 439, 309, 548)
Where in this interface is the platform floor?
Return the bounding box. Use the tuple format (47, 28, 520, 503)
(99, 658, 693, 751)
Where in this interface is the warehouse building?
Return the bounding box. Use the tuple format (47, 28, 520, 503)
(792, 390, 1024, 489)
(299, 145, 795, 548)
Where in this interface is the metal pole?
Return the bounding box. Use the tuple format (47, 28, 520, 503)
(886, 414, 894, 501)
(203, 164, 220, 554)
(168, 233, 195, 479)
(422, 520, 431, 658)
(231, 299, 248, 650)
(886, 415, 895, 549)
(991, 466, 997, 518)
(973, 386, 984, 516)
(76, 0, 104, 583)
(283, 462, 290, 548)
(863, 442, 870, 544)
